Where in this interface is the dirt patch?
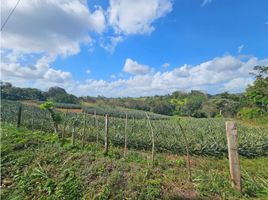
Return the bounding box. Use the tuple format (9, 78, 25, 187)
(56, 108, 82, 113)
(162, 182, 199, 200)
(20, 100, 39, 107)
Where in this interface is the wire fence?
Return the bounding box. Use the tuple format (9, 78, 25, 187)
(1, 100, 268, 157)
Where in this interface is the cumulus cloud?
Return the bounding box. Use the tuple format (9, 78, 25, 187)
(223, 78, 253, 93)
(66, 55, 268, 97)
(162, 63, 170, 68)
(97, 0, 173, 51)
(1, 51, 71, 83)
(0, 0, 107, 89)
(3, 54, 268, 97)
(1, 0, 105, 56)
(123, 58, 151, 75)
(100, 36, 124, 53)
(1, 0, 174, 91)
(108, 0, 173, 35)
(86, 69, 91, 74)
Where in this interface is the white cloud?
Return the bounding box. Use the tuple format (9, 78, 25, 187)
(86, 69, 91, 74)
(0, 0, 106, 90)
(3, 51, 267, 97)
(1, 0, 177, 94)
(162, 63, 170, 68)
(1, 0, 105, 56)
(238, 45, 244, 54)
(100, 36, 124, 53)
(108, 0, 173, 35)
(202, 55, 242, 72)
(223, 77, 253, 93)
(88, 6, 106, 34)
(97, 0, 173, 52)
(123, 58, 151, 75)
(1, 51, 72, 89)
(201, 0, 213, 7)
(67, 55, 268, 97)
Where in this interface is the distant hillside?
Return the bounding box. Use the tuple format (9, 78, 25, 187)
(0, 82, 243, 118)
(1, 65, 267, 121)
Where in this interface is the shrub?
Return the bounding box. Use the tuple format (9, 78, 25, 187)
(237, 107, 262, 119)
(192, 110, 208, 118)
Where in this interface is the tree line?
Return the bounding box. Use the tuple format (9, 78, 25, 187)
(1, 66, 267, 120)
(0, 84, 79, 104)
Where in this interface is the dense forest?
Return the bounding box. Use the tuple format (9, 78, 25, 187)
(1, 66, 267, 121)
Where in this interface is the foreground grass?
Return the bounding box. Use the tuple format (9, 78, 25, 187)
(1, 124, 268, 200)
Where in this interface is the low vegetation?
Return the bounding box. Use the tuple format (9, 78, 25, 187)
(82, 104, 168, 119)
(1, 100, 267, 158)
(1, 125, 268, 199)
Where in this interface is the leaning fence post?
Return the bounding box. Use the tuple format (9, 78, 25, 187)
(17, 105, 22, 128)
(31, 112, 34, 131)
(104, 114, 109, 155)
(226, 121, 241, 192)
(62, 111, 68, 139)
(94, 110, 99, 143)
(82, 112, 86, 147)
(178, 121, 192, 182)
(146, 113, 155, 167)
(72, 126, 75, 146)
(124, 112, 128, 157)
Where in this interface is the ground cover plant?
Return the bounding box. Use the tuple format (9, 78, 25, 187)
(1, 124, 268, 199)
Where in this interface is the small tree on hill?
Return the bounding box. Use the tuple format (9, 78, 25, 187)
(40, 101, 62, 134)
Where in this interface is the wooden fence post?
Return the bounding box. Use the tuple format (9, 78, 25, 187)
(17, 105, 22, 128)
(124, 112, 128, 157)
(62, 111, 68, 139)
(226, 121, 241, 192)
(31, 112, 34, 132)
(178, 121, 192, 182)
(82, 112, 86, 147)
(94, 110, 99, 143)
(41, 121, 44, 132)
(104, 114, 109, 155)
(41, 112, 48, 132)
(72, 126, 75, 146)
(146, 113, 155, 167)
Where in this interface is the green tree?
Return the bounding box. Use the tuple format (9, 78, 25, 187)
(201, 100, 218, 117)
(185, 91, 208, 116)
(40, 101, 62, 134)
(1, 82, 45, 100)
(246, 66, 268, 112)
(170, 98, 187, 115)
(44, 86, 79, 104)
(150, 101, 174, 115)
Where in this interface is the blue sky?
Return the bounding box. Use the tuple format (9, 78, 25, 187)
(1, 0, 268, 97)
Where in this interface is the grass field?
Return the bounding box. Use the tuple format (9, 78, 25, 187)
(1, 124, 268, 199)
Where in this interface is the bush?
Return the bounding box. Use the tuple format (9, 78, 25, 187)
(192, 110, 208, 118)
(237, 107, 262, 119)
